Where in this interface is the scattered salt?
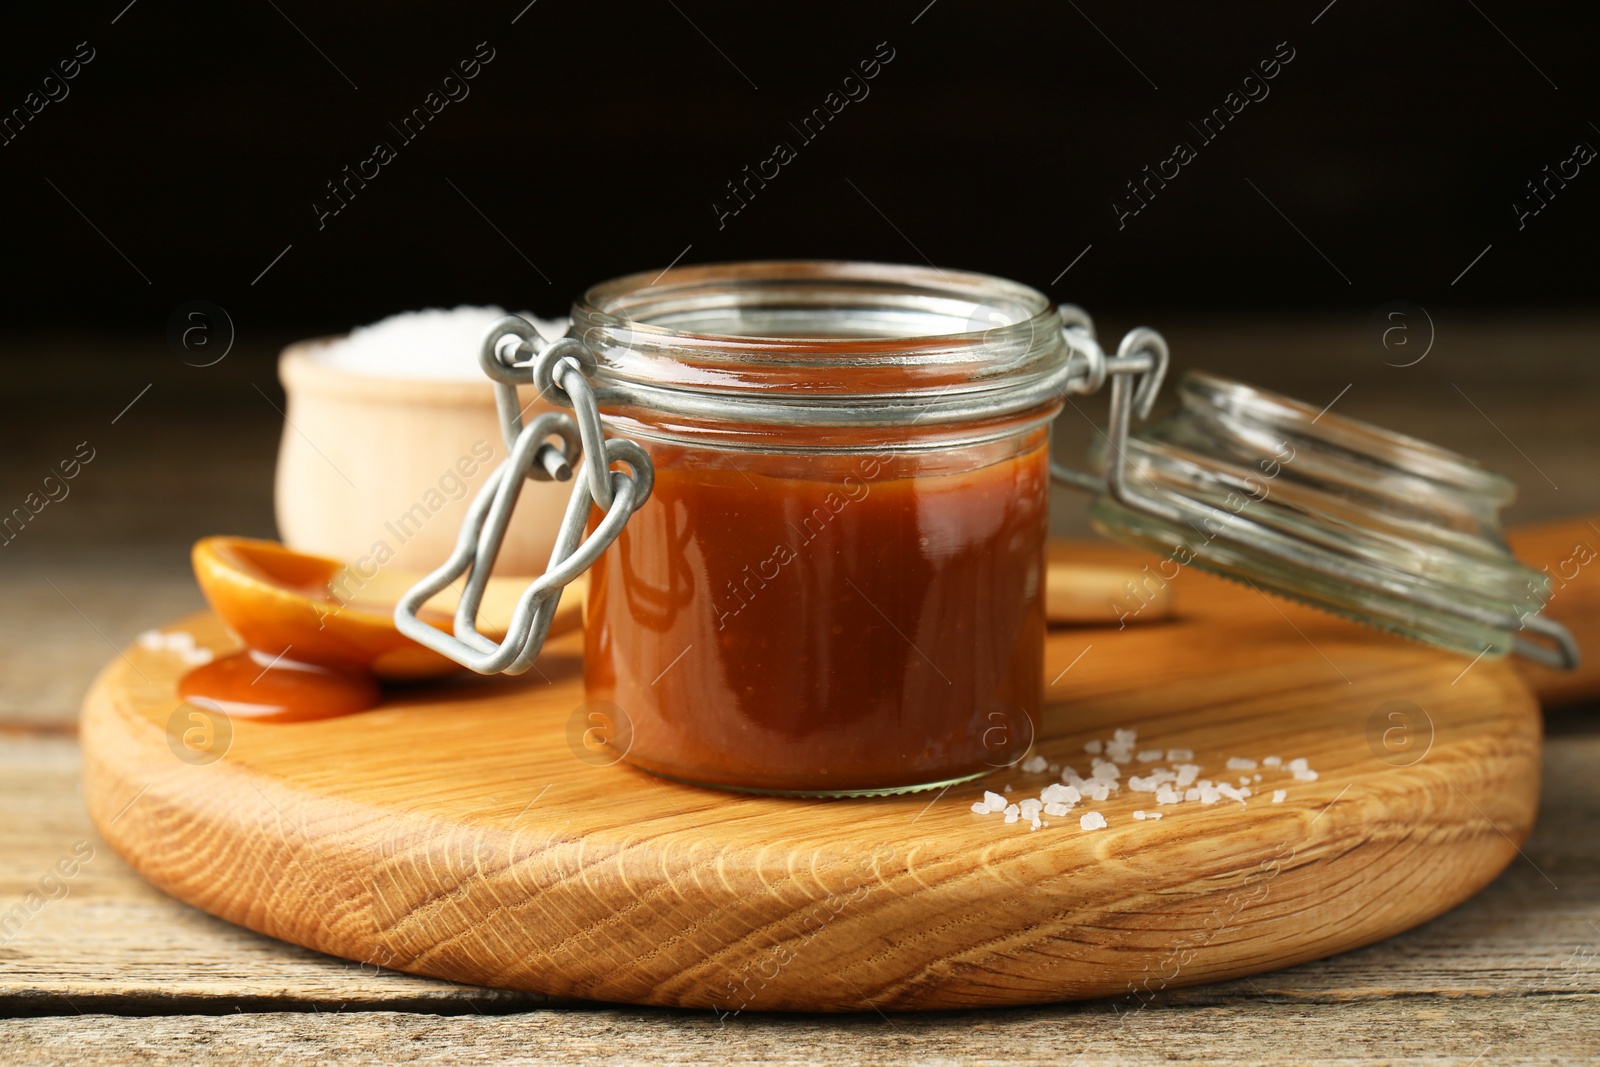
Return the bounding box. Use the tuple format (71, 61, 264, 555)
(1086, 782, 1110, 802)
(1018, 798, 1044, 818)
(1272, 789, 1288, 803)
(982, 790, 1007, 813)
(1226, 757, 1258, 771)
(1198, 785, 1222, 805)
(1288, 758, 1310, 772)
(1262, 756, 1282, 767)
(1156, 786, 1183, 805)
(1043, 802, 1071, 817)
(970, 801, 989, 814)
(1003, 785, 1013, 793)
(1293, 768, 1320, 781)
(137, 629, 214, 667)
(1084, 739, 1103, 754)
(1166, 748, 1194, 761)
(1003, 804, 1020, 823)
(1021, 754, 1049, 774)
(1090, 758, 1121, 781)
(1174, 764, 1201, 787)
(1080, 811, 1107, 831)
(1136, 750, 1163, 763)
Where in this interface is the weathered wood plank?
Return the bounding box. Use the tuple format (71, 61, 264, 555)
(0, 736, 549, 1016)
(2, 998, 1596, 1066)
(3, 732, 1596, 1012)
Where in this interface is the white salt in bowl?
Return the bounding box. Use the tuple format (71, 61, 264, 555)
(274, 307, 573, 577)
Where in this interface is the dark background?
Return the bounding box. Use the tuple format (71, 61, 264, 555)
(0, 0, 1595, 566)
(0, 0, 1595, 338)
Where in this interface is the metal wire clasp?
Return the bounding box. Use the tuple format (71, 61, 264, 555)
(1049, 305, 1170, 496)
(393, 317, 654, 675)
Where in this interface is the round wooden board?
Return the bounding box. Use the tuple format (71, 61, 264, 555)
(82, 564, 1541, 1013)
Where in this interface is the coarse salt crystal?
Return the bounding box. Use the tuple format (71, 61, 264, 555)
(1043, 802, 1071, 817)
(1166, 748, 1194, 761)
(1086, 783, 1110, 801)
(1272, 789, 1288, 803)
(1293, 768, 1319, 781)
(1084, 739, 1103, 754)
(1174, 764, 1201, 787)
(1156, 786, 1183, 805)
(1021, 754, 1049, 774)
(1184, 787, 1201, 802)
(1113, 728, 1137, 745)
(1238, 777, 1252, 786)
(1226, 757, 1258, 771)
(1018, 798, 1044, 817)
(1217, 783, 1247, 802)
(1003, 785, 1013, 793)
(1288, 758, 1310, 772)
(1136, 750, 1163, 763)
(1127, 775, 1161, 793)
(982, 790, 1007, 812)
(1003, 804, 1020, 823)
(1198, 785, 1222, 805)
(1090, 759, 1121, 781)
(970, 801, 989, 814)
(1263, 756, 1282, 767)
(1041, 783, 1078, 804)
(1080, 811, 1107, 831)
(1047, 763, 1060, 774)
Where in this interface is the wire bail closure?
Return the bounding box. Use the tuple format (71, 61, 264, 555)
(394, 316, 654, 675)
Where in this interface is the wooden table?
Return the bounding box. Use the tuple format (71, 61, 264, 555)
(2, 321, 1597, 1064)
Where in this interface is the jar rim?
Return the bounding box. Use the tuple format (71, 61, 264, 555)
(573, 260, 1057, 353)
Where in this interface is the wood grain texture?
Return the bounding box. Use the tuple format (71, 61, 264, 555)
(7, 733, 1599, 1017)
(79, 552, 1546, 1011)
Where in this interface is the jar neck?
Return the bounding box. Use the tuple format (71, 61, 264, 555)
(568, 261, 1072, 438)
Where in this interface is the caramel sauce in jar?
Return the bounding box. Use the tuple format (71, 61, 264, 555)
(585, 433, 1048, 793)
(571, 261, 1070, 795)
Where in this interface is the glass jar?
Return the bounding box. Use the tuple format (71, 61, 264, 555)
(394, 260, 1577, 798)
(567, 261, 1068, 795)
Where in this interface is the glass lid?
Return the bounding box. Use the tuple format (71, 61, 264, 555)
(1083, 370, 1577, 668)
